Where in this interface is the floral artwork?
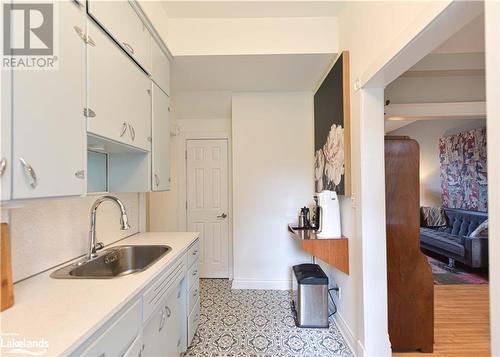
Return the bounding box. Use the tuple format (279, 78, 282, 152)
(313, 51, 350, 195)
(439, 127, 487, 212)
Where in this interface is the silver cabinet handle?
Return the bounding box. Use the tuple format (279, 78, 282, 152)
(74, 26, 95, 46)
(217, 213, 228, 219)
(159, 309, 166, 332)
(19, 157, 37, 188)
(192, 270, 198, 276)
(122, 42, 134, 54)
(193, 289, 199, 298)
(0, 158, 6, 177)
(128, 124, 135, 141)
(120, 122, 128, 137)
(154, 174, 160, 187)
(165, 306, 171, 318)
(177, 339, 181, 347)
(192, 250, 198, 256)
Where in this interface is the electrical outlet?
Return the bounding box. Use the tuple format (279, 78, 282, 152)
(334, 284, 341, 299)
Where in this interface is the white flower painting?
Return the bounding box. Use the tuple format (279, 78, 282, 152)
(313, 51, 350, 195)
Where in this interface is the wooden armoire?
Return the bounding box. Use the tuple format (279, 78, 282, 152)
(385, 137, 434, 353)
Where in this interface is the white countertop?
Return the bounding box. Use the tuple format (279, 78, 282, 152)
(0, 232, 199, 357)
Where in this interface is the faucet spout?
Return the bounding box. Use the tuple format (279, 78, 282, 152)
(87, 195, 130, 260)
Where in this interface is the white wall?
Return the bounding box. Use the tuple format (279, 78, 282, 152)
(167, 17, 338, 56)
(7, 193, 141, 282)
(389, 118, 486, 207)
(231, 92, 312, 289)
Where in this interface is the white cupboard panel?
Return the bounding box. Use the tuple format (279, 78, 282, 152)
(87, 21, 151, 152)
(87, 0, 151, 72)
(151, 40, 170, 95)
(11, 1, 86, 199)
(151, 84, 170, 191)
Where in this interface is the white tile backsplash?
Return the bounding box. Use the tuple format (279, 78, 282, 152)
(9, 193, 141, 282)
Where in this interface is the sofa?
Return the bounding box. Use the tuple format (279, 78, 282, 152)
(420, 208, 488, 269)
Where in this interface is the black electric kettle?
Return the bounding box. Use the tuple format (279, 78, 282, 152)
(298, 207, 310, 228)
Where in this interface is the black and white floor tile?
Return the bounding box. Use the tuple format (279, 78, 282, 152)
(183, 279, 353, 357)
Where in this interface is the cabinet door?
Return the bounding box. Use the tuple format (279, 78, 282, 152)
(87, 20, 151, 152)
(87, 1, 151, 72)
(1, 68, 12, 201)
(151, 40, 170, 96)
(11, 1, 86, 199)
(143, 283, 183, 357)
(152, 85, 170, 191)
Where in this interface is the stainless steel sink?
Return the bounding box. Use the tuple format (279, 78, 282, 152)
(51, 245, 172, 279)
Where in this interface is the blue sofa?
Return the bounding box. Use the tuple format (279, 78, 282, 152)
(420, 208, 488, 269)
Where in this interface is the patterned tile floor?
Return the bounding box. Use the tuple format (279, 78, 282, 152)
(183, 279, 353, 357)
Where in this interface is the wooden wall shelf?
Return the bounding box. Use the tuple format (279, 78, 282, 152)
(288, 225, 349, 275)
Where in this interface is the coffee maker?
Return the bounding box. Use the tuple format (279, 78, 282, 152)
(315, 190, 341, 238)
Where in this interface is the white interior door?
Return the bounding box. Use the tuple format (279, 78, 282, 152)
(186, 139, 229, 278)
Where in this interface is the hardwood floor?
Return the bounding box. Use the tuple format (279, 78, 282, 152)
(393, 284, 490, 357)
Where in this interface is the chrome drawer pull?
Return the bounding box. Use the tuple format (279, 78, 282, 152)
(19, 157, 37, 188)
(155, 174, 160, 187)
(165, 306, 171, 318)
(192, 270, 198, 276)
(192, 250, 198, 256)
(120, 122, 128, 137)
(123, 42, 134, 54)
(159, 309, 166, 332)
(0, 158, 6, 177)
(128, 124, 135, 141)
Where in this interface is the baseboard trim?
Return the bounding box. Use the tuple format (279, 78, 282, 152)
(231, 279, 292, 290)
(333, 312, 361, 357)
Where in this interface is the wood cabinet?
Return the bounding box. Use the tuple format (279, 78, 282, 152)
(152, 84, 171, 191)
(9, 1, 86, 200)
(87, 0, 151, 72)
(385, 137, 434, 353)
(87, 20, 151, 152)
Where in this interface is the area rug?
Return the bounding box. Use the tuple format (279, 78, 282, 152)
(427, 256, 488, 285)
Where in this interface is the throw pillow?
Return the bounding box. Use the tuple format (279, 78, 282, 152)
(470, 219, 488, 238)
(420, 206, 447, 228)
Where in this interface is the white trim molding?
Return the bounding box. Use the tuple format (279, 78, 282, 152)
(231, 279, 292, 290)
(333, 312, 361, 357)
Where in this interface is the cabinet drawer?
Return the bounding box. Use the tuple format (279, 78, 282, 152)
(143, 255, 186, 322)
(87, 0, 151, 72)
(188, 278, 200, 314)
(188, 297, 200, 347)
(87, 21, 151, 151)
(80, 299, 141, 357)
(187, 262, 200, 290)
(188, 240, 200, 267)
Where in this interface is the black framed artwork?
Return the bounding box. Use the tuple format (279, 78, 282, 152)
(313, 51, 351, 196)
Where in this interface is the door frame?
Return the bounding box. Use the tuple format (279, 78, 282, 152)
(177, 131, 233, 280)
(355, 1, 498, 355)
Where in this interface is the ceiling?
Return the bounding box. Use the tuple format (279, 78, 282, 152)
(161, 1, 344, 18)
(432, 14, 484, 54)
(171, 53, 335, 93)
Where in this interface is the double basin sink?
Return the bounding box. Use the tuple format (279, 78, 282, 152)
(51, 245, 172, 279)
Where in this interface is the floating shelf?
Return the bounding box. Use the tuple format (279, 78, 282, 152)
(288, 225, 349, 275)
(385, 101, 486, 120)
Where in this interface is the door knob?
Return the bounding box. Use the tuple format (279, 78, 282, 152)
(217, 213, 227, 219)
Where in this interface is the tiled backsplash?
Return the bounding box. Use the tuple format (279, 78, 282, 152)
(8, 193, 142, 282)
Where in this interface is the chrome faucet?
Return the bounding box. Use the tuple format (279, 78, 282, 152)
(87, 196, 131, 260)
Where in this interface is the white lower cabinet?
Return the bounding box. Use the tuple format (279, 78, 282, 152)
(143, 283, 184, 357)
(186, 241, 201, 348)
(73, 239, 199, 357)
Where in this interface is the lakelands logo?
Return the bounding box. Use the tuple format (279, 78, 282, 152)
(2, 2, 58, 70)
(1, 333, 49, 355)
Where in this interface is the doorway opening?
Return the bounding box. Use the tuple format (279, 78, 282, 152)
(384, 10, 490, 355)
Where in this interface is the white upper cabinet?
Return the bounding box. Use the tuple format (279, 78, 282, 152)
(151, 40, 170, 96)
(152, 84, 171, 191)
(87, 20, 151, 152)
(87, 1, 151, 72)
(10, 1, 86, 200)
